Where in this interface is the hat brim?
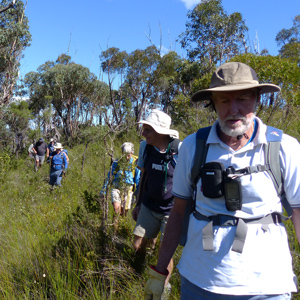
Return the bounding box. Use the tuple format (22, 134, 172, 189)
(139, 120, 175, 137)
(191, 83, 281, 102)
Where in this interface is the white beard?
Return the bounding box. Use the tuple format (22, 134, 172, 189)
(218, 113, 255, 137)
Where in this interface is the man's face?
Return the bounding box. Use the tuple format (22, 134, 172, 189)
(141, 124, 160, 145)
(212, 89, 258, 137)
(125, 153, 132, 161)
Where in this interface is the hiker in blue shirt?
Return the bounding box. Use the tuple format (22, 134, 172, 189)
(100, 142, 140, 216)
(47, 138, 56, 159)
(49, 142, 68, 187)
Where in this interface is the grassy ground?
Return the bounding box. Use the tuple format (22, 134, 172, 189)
(0, 138, 299, 299)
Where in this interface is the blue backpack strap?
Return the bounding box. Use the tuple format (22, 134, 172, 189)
(180, 126, 211, 246)
(265, 126, 292, 217)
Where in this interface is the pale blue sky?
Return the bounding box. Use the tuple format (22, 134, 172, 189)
(20, 0, 299, 80)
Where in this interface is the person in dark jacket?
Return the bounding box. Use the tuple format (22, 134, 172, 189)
(49, 142, 68, 187)
(132, 109, 180, 286)
(33, 137, 47, 171)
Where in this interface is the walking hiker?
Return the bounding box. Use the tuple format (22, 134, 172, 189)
(33, 137, 47, 171)
(28, 140, 36, 160)
(100, 142, 140, 216)
(46, 138, 56, 160)
(144, 62, 300, 300)
(132, 109, 181, 289)
(49, 142, 68, 187)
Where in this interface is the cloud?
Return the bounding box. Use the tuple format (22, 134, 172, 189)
(159, 45, 171, 56)
(180, 0, 201, 9)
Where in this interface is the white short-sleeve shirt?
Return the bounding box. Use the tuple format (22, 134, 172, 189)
(173, 117, 300, 295)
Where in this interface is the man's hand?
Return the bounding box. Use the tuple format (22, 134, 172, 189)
(132, 205, 140, 221)
(144, 266, 168, 300)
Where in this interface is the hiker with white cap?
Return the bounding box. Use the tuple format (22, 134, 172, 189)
(46, 138, 56, 160)
(132, 109, 181, 290)
(33, 137, 47, 171)
(49, 142, 68, 187)
(145, 62, 300, 300)
(100, 142, 141, 216)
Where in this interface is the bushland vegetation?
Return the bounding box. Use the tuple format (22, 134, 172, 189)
(0, 0, 300, 298)
(0, 111, 300, 299)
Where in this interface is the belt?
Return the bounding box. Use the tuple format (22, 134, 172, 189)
(193, 211, 289, 254)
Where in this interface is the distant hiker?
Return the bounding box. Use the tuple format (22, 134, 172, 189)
(132, 109, 180, 286)
(28, 140, 36, 160)
(100, 142, 141, 216)
(145, 62, 300, 300)
(49, 142, 68, 187)
(46, 138, 56, 160)
(33, 137, 47, 171)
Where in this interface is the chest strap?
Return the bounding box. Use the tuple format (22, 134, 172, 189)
(193, 211, 289, 253)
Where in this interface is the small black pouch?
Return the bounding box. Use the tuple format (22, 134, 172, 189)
(200, 162, 225, 198)
(224, 177, 243, 211)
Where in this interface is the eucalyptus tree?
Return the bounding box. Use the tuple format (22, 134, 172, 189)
(24, 54, 109, 140)
(0, 0, 31, 107)
(100, 46, 162, 127)
(235, 53, 300, 114)
(3, 100, 32, 154)
(276, 15, 300, 66)
(153, 51, 201, 114)
(178, 0, 248, 69)
(123, 45, 161, 123)
(100, 47, 129, 129)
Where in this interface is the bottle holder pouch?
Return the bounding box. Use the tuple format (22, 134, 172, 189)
(200, 162, 225, 198)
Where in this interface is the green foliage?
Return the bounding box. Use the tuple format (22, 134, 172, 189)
(171, 93, 216, 135)
(24, 54, 109, 141)
(0, 152, 11, 179)
(178, 0, 248, 66)
(0, 0, 31, 107)
(276, 15, 300, 65)
(0, 133, 151, 299)
(232, 53, 300, 116)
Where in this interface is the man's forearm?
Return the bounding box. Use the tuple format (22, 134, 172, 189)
(135, 169, 145, 207)
(292, 208, 300, 244)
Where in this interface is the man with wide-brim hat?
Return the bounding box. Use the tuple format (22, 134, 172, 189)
(49, 142, 68, 187)
(145, 62, 300, 299)
(191, 61, 280, 102)
(132, 109, 180, 290)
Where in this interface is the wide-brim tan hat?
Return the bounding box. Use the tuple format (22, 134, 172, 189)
(192, 62, 281, 102)
(54, 142, 63, 150)
(139, 109, 177, 137)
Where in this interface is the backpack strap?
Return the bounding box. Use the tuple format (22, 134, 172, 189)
(179, 126, 211, 246)
(265, 126, 292, 217)
(191, 127, 211, 190)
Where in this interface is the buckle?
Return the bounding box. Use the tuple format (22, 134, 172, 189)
(212, 214, 238, 226)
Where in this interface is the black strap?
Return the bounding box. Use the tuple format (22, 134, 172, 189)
(179, 127, 211, 246)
